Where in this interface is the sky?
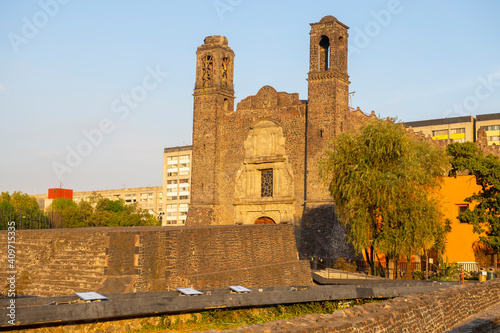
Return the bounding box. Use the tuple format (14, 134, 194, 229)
(1, 0, 500, 195)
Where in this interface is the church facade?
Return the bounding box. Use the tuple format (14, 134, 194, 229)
(186, 16, 374, 256)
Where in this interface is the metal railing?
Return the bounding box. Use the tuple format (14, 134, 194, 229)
(0, 209, 55, 230)
(458, 262, 478, 272)
(310, 257, 437, 280)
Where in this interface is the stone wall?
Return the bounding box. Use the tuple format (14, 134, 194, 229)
(212, 278, 500, 332)
(0, 224, 312, 297)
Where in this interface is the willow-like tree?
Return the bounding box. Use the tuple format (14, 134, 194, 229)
(447, 141, 500, 268)
(320, 119, 449, 277)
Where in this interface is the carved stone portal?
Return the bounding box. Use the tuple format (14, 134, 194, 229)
(234, 120, 295, 224)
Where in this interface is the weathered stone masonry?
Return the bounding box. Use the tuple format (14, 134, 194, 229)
(186, 16, 376, 259)
(212, 279, 500, 332)
(0, 225, 312, 297)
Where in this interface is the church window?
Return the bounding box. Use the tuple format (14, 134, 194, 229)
(261, 169, 273, 197)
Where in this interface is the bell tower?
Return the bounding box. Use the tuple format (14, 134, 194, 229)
(306, 15, 350, 204)
(188, 36, 235, 225)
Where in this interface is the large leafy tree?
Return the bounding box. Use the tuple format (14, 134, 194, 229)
(320, 119, 449, 276)
(447, 142, 500, 268)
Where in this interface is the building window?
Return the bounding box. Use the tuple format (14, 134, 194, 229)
(450, 128, 465, 134)
(167, 196, 178, 201)
(432, 129, 449, 136)
(179, 179, 189, 184)
(483, 125, 500, 131)
(458, 204, 469, 223)
(167, 180, 178, 184)
(261, 169, 273, 197)
(179, 195, 189, 200)
(487, 136, 500, 141)
(167, 172, 178, 177)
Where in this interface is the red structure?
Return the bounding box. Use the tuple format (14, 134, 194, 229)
(47, 188, 73, 200)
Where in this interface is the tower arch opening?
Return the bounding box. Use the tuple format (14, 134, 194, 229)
(319, 35, 330, 71)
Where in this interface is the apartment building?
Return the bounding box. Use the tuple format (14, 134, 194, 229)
(476, 113, 500, 146)
(72, 186, 163, 213)
(34, 186, 163, 215)
(403, 116, 475, 144)
(162, 145, 192, 226)
(404, 113, 500, 146)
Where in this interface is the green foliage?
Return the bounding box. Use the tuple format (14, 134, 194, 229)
(48, 193, 158, 228)
(447, 142, 500, 256)
(412, 270, 425, 280)
(433, 255, 462, 280)
(132, 299, 382, 332)
(0, 191, 50, 229)
(472, 240, 494, 268)
(332, 258, 357, 272)
(320, 119, 450, 269)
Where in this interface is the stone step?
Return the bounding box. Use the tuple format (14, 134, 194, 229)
(26, 266, 106, 277)
(30, 272, 104, 281)
(47, 259, 106, 266)
(23, 279, 103, 290)
(22, 287, 94, 297)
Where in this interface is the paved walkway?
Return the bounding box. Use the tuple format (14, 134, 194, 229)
(448, 301, 500, 332)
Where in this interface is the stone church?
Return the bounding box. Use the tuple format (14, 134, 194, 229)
(186, 16, 375, 258)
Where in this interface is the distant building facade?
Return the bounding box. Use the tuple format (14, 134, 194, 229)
(404, 113, 500, 146)
(33, 146, 193, 227)
(162, 146, 192, 226)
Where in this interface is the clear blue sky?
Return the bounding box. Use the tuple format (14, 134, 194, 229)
(1, 1, 500, 195)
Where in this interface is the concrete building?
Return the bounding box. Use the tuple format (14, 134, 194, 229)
(404, 113, 500, 146)
(162, 146, 192, 226)
(72, 186, 163, 212)
(476, 113, 500, 146)
(403, 116, 475, 144)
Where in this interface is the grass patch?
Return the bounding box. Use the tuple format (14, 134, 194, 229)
(129, 298, 383, 332)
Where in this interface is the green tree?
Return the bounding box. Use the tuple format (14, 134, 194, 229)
(320, 119, 449, 277)
(447, 141, 500, 268)
(49, 198, 83, 228)
(0, 191, 48, 229)
(48, 196, 158, 228)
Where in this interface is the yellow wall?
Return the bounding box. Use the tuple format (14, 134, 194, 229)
(440, 175, 481, 263)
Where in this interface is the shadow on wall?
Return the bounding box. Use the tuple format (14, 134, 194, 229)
(297, 204, 362, 260)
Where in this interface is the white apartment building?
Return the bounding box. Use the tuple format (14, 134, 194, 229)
(162, 146, 192, 226)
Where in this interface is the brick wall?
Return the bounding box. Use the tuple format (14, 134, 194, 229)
(0, 224, 312, 297)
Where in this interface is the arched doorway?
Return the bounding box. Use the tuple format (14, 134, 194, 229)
(255, 216, 276, 224)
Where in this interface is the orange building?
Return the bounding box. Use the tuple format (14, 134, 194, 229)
(440, 175, 481, 265)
